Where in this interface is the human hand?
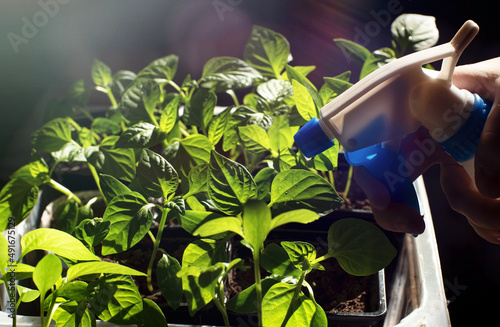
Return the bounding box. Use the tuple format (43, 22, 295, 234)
(353, 57, 500, 244)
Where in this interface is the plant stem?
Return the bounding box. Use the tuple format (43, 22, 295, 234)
(39, 293, 45, 326)
(342, 165, 353, 200)
(227, 90, 240, 106)
(106, 87, 118, 108)
(78, 107, 95, 122)
(48, 179, 82, 206)
(213, 283, 230, 327)
(280, 270, 307, 327)
(146, 208, 169, 292)
(311, 253, 333, 265)
(168, 80, 186, 99)
(43, 289, 59, 327)
(87, 164, 106, 205)
(252, 250, 263, 327)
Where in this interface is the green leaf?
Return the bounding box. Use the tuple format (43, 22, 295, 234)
(253, 167, 278, 201)
(193, 216, 243, 238)
(55, 199, 79, 234)
(159, 95, 180, 135)
(91, 117, 121, 135)
(21, 228, 99, 261)
(0, 178, 39, 230)
(156, 253, 183, 310)
(53, 301, 96, 327)
(208, 151, 257, 215)
(137, 55, 178, 82)
(87, 274, 143, 325)
(33, 254, 62, 296)
(164, 134, 212, 177)
(73, 218, 110, 249)
(307, 141, 340, 172)
(275, 147, 299, 172)
(85, 136, 136, 182)
(111, 70, 136, 96)
(51, 142, 86, 163)
(120, 79, 157, 125)
(0, 234, 9, 271)
(270, 209, 319, 231)
(323, 77, 352, 96)
(257, 79, 293, 103)
(286, 65, 323, 110)
(66, 79, 91, 107)
(101, 192, 154, 255)
(281, 241, 318, 272)
(207, 106, 231, 145)
(32, 118, 74, 152)
(183, 88, 216, 132)
(185, 163, 209, 197)
(262, 282, 318, 327)
(142, 82, 162, 117)
(391, 14, 439, 52)
(282, 65, 316, 80)
(200, 57, 262, 92)
(261, 243, 301, 278)
(292, 79, 317, 121)
(333, 38, 371, 67)
(242, 200, 271, 252)
(141, 299, 167, 327)
(328, 218, 397, 276)
(91, 59, 113, 87)
(268, 114, 293, 154)
(134, 149, 179, 198)
(360, 48, 396, 79)
(226, 278, 278, 314)
(115, 122, 165, 148)
(269, 170, 342, 214)
(99, 174, 131, 204)
(29, 151, 50, 185)
(310, 299, 328, 327)
(180, 239, 227, 316)
(179, 210, 227, 235)
(67, 261, 146, 281)
(244, 26, 290, 79)
(238, 125, 271, 154)
(57, 281, 88, 303)
(17, 285, 40, 303)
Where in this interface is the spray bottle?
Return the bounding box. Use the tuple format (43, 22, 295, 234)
(294, 20, 492, 210)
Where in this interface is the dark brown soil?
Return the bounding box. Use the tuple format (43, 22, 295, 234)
(334, 153, 372, 211)
(226, 236, 376, 315)
(307, 256, 373, 313)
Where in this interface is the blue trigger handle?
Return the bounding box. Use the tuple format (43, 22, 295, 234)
(344, 143, 419, 211)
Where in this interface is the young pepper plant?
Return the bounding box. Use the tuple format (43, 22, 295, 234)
(192, 200, 322, 327)
(0, 228, 160, 327)
(223, 218, 396, 327)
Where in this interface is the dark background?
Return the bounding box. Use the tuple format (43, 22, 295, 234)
(1, 1, 499, 326)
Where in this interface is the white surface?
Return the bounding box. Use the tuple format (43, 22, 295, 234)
(384, 176, 451, 326)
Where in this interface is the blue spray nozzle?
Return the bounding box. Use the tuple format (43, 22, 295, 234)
(293, 117, 335, 158)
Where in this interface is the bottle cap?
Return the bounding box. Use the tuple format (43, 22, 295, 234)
(294, 117, 335, 158)
(439, 93, 492, 162)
